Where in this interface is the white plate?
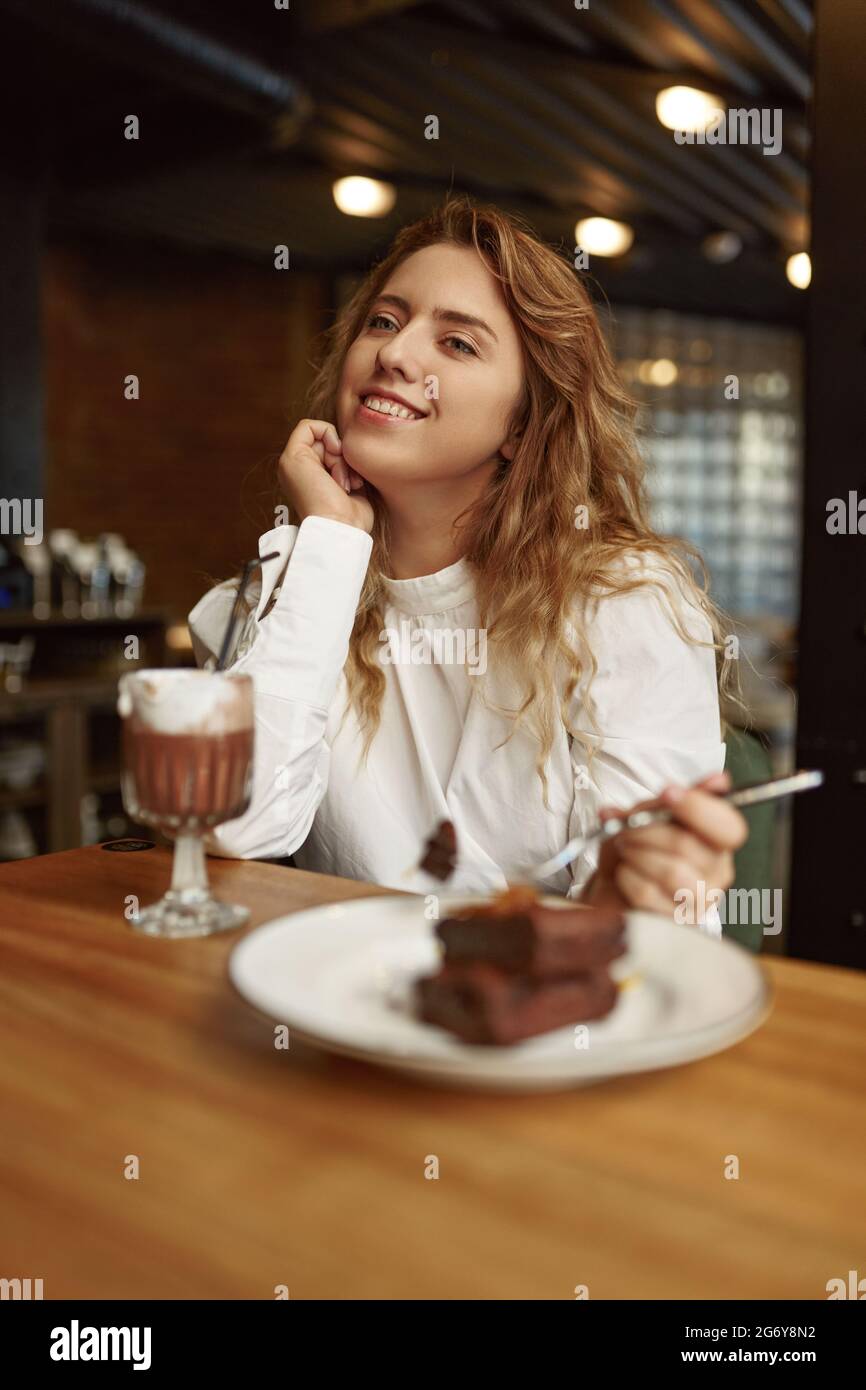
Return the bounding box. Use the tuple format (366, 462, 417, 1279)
(228, 893, 772, 1092)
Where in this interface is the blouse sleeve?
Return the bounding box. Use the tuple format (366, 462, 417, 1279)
(187, 515, 373, 861)
(563, 559, 726, 934)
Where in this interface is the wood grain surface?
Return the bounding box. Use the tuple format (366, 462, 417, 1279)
(1, 844, 864, 1300)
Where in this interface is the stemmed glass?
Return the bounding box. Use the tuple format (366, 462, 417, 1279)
(118, 668, 255, 937)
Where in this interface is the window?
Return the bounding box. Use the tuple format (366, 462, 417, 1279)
(601, 306, 803, 621)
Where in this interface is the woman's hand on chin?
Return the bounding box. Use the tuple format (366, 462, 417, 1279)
(580, 770, 748, 922)
(278, 418, 374, 534)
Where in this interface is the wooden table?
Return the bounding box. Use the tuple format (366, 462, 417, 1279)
(1, 844, 864, 1300)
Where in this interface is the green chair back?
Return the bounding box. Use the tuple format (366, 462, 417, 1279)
(722, 727, 776, 954)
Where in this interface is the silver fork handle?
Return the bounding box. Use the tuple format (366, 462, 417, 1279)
(530, 769, 824, 884)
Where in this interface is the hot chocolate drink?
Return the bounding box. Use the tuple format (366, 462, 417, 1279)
(121, 725, 253, 829)
(119, 670, 254, 831)
(116, 669, 255, 937)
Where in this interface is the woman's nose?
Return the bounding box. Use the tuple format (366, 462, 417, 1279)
(376, 325, 424, 378)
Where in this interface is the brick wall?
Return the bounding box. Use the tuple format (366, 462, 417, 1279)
(42, 233, 330, 620)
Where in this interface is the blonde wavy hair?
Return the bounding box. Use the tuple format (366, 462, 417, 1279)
(280, 195, 737, 808)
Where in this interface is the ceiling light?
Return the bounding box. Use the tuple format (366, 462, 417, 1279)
(702, 231, 743, 263)
(656, 86, 724, 134)
(786, 252, 811, 289)
(575, 217, 634, 258)
(332, 176, 396, 217)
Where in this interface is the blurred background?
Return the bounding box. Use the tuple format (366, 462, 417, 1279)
(0, 0, 862, 966)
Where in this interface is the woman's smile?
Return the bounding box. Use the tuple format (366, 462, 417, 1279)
(356, 390, 428, 426)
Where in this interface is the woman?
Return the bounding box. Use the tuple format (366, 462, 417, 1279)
(188, 196, 746, 927)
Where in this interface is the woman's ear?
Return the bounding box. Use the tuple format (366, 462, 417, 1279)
(499, 434, 518, 462)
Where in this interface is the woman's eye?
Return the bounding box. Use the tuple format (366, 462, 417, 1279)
(365, 315, 476, 357)
(445, 336, 477, 357)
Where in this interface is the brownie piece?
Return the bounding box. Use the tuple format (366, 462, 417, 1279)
(419, 818, 458, 881)
(415, 962, 618, 1046)
(436, 899, 626, 979)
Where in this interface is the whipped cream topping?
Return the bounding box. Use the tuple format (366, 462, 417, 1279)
(117, 669, 252, 735)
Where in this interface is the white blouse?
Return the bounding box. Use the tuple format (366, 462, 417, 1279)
(187, 516, 726, 915)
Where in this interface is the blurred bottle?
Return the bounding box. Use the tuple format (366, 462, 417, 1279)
(15, 538, 53, 617)
(48, 529, 81, 616)
(108, 544, 146, 616)
(99, 533, 127, 613)
(0, 637, 35, 693)
(75, 540, 113, 618)
(42, 529, 146, 618)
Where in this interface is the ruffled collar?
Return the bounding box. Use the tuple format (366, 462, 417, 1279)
(380, 556, 476, 615)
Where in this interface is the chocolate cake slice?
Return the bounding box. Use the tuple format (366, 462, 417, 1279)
(419, 818, 458, 881)
(436, 894, 627, 980)
(415, 961, 618, 1046)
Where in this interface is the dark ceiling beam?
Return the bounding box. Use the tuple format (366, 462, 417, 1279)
(580, 66, 808, 153)
(546, 63, 804, 233)
(313, 38, 605, 204)
(648, 0, 765, 94)
(301, 137, 577, 220)
(698, 144, 805, 224)
(379, 17, 809, 151)
(354, 15, 806, 237)
(0, 0, 310, 128)
(309, 46, 561, 202)
(440, 0, 502, 33)
(710, 0, 811, 100)
(753, 0, 814, 46)
(564, 58, 801, 110)
(494, 0, 597, 55)
(319, 3, 806, 214)
(548, 10, 810, 202)
(413, 17, 809, 118)
(344, 26, 709, 235)
(450, 10, 811, 180)
(298, 0, 425, 32)
(313, 102, 422, 173)
(462, 51, 764, 237)
(583, 1, 685, 72)
(308, 49, 665, 238)
(774, 0, 814, 35)
(313, 109, 695, 239)
(300, 42, 438, 173)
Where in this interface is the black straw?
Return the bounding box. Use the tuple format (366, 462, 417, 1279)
(215, 551, 281, 671)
